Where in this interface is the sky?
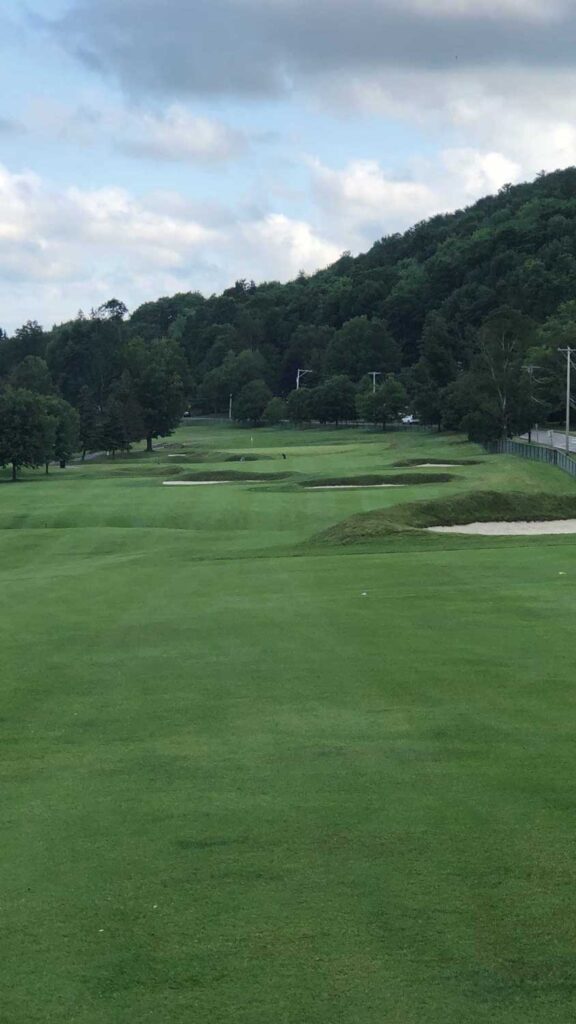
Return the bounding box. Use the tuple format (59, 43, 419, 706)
(1, 0, 576, 331)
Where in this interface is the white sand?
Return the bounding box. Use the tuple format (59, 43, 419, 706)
(411, 463, 457, 468)
(429, 520, 576, 536)
(163, 480, 258, 486)
(305, 484, 403, 491)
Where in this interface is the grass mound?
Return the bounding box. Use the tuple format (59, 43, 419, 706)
(162, 452, 273, 464)
(224, 454, 272, 462)
(177, 470, 291, 483)
(317, 490, 576, 544)
(303, 472, 455, 488)
(90, 464, 185, 478)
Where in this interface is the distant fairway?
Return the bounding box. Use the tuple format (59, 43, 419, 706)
(3, 425, 576, 1023)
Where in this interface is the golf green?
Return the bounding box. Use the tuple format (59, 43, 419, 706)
(2, 424, 576, 1023)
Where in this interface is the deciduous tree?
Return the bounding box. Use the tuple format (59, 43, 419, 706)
(233, 379, 272, 425)
(0, 388, 53, 480)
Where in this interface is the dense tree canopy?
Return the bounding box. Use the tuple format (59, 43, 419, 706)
(233, 379, 273, 425)
(0, 389, 78, 480)
(357, 377, 408, 431)
(3, 167, 576, 452)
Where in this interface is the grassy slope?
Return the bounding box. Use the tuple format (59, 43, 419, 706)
(2, 426, 576, 1023)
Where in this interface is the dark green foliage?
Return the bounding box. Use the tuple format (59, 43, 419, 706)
(233, 379, 273, 425)
(314, 375, 357, 425)
(101, 372, 144, 455)
(0, 388, 53, 480)
(116, 167, 576, 439)
(263, 396, 287, 425)
(455, 308, 539, 441)
(77, 386, 101, 459)
(406, 361, 443, 428)
(46, 314, 123, 408)
(96, 298, 128, 321)
(286, 388, 315, 425)
(357, 376, 408, 429)
(529, 300, 576, 414)
(0, 321, 45, 376)
(6, 168, 576, 448)
(323, 316, 400, 380)
(228, 349, 269, 392)
(126, 339, 187, 450)
(9, 356, 54, 395)
(43, 396, 80, 469)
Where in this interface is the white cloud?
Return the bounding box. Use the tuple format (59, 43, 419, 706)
(0, 163, 341, 331)
(234, 213, 341, 279)
(25, 98, 250, 165)
(440, 71, 576, 175)
(116, 106, 249, 163)
(0, 135, 551, 334)
(402, 0, 566, 20)
(0, 166, 217, 274)
(308, 146, 523, 252)
(310, 157, 438, 238)
(440, 149, 521, 197)
(315, 64, 576, 192)
(0, 164, 220, 328)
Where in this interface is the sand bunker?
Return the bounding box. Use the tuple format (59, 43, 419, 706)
(412, 463, 457, 468)
(429, 520, 576, 536)
(305, 484, 403, 491)
(163, 480, 259, 486)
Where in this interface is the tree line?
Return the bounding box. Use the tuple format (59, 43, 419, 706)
(0, 301, 187, 478)
(3, 167, 576, 476)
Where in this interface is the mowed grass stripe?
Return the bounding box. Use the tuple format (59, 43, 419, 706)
(2, 425, 576, 1023)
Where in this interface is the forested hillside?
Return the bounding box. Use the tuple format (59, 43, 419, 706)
(3, 167, 576, 471)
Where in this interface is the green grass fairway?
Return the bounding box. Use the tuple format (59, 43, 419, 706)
(3, 425, 576, 1023)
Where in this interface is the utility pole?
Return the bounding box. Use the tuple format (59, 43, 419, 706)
(369, 371, 381, 394)
(296, 369, 312, 390)
(560, 347, 573, 454)
(228, 393, 233, 421)
(525, 365, 535, 443)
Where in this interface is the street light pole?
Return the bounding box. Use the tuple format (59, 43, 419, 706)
(560, 347, 572, 454)
(525, 365, 535, 443)
(229, 393, 233, 421)
(296, 369, 312, 390)
(369, 371, 381, 394)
